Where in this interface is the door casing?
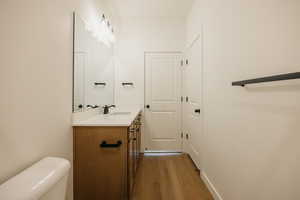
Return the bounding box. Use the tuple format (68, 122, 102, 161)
(144, 52, 183, 152)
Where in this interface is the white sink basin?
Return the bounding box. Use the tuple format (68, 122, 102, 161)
(110, 112, 131, 115)
(72, 106, 142, 126)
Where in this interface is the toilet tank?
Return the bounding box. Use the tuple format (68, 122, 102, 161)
(0, 157, 71, 200)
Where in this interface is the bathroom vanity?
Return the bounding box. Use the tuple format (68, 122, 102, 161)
(72, 12, 140, 200)
(73, 108, 142, 200)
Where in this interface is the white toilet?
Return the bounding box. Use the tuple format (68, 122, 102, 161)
(0, 157, 71, 200)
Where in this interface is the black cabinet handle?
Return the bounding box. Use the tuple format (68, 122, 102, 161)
(146, 105, 150, 109)
(195, 109, 201, 114)
(100, 141, 122, 148)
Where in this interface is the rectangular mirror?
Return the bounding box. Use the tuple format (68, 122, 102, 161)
(73, 13, 115, 112)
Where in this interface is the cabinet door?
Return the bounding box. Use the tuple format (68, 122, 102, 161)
(74, 127, 128, 200)
(137, 120, 141, 161)
(127, 128, 135, 197)
(133, 129, 138, 173)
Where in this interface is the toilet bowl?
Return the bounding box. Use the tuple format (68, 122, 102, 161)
(0, 157, 71, 200)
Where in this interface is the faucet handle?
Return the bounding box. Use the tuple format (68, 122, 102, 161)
(103, 105, 115, 114)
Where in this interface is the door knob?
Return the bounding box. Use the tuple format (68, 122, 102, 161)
(146, 105, 150, 109)
(195, 109, 201, 114)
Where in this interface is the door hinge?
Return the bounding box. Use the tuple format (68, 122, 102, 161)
(186, 133, 189, 140)
(180, 60, 184, 66)
(186, 96, 189, 102)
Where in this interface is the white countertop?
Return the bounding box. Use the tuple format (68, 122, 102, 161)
(72, 106, 142, 127)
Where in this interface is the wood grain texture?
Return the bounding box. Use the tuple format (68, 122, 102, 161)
(132, 154, 213, 200)
(73, 126, 128, 200)
(73, 112, 142, 200)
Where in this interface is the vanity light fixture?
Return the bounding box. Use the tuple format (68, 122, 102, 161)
(84, 13, 115, 47)
(98, 13, 115, 46)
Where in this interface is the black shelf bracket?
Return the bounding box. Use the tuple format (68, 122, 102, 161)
(232, 72, 300, 87)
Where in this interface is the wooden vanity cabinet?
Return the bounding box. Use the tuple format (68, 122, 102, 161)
(127, 115, 142, 196)
(73, 113, 142, 200)
(127, 128, 135, 196)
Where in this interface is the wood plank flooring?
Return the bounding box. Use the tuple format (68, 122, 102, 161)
(132, 153, 214, 200)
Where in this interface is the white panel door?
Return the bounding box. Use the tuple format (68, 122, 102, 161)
(183, 36, 203, 168)
(145, 53, 182, 152)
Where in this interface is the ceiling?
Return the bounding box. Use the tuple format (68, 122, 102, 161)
(106, 0, 195, 18)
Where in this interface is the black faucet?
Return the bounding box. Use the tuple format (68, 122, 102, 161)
(103, 105, 116, 114)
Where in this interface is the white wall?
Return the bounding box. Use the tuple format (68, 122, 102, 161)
(0, 0, 115, 199)
(114, 16, 186, 152)
(115, 17, 186, 107)
(187, 0, 300, 199)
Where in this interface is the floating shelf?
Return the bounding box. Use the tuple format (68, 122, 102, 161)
(232, 72, 300, 87)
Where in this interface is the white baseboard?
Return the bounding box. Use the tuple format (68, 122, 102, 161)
(200, 172, 223, 200)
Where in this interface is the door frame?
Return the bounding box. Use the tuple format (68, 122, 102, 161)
(182, 34, 204, 169)
(143, 51, 183, 153)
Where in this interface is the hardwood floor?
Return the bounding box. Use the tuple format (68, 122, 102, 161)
(132, 153, 214, 200)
